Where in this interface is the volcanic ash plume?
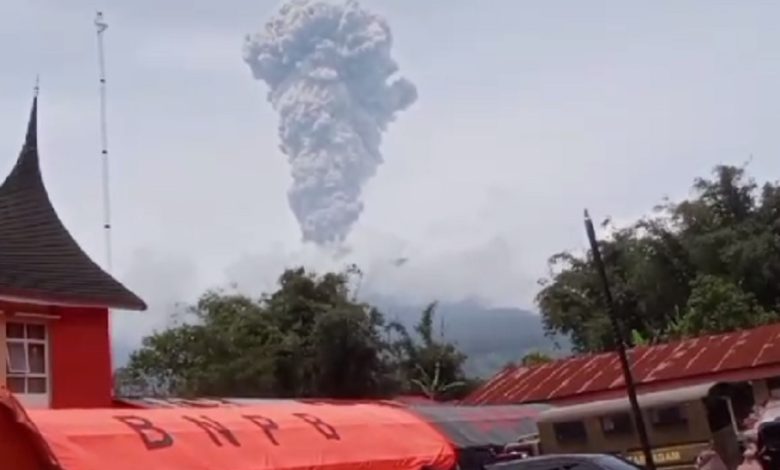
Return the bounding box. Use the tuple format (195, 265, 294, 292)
(243, 0, 417, 246)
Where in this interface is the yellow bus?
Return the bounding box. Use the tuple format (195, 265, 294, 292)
(536, 382, 753, 469)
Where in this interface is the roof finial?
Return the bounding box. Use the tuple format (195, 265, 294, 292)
(33, 75, 40, 98)
(95, 11, 108, 33)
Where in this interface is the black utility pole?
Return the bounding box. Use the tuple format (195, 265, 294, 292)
(584, 210, 655, 470)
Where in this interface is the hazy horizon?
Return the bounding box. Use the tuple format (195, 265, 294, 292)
(0, 1, 778, 356)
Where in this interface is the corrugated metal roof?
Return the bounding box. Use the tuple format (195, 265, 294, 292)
(393, 395, 440, 405)
(114, 396, 437, 409)
(536, 382, 719, 422)
(408, 405, 550, 449)
(464, 322, 780, 406)
(113, 397, 295, 408)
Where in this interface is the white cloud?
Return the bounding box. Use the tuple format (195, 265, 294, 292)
(224, 226, 536, 309)
(360, 235, 535, 308)
(111, 248, 201, 360)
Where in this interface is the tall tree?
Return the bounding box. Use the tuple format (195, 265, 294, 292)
(520, 351, 554, 367)
(118, 267, 472, 400)
(385, 303, 470, 401)
(122, 268, 391, 398)
(537, 165, 780, 352)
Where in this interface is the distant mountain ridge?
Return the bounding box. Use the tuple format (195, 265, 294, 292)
(113, 296, 569, 379)
(368, 296, 569, 378)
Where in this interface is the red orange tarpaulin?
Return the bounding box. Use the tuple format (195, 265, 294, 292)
(0, 391, 456, 470)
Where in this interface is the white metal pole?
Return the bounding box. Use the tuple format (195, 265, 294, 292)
(95, 12, 118, 389)
(95, 11, 112, 273)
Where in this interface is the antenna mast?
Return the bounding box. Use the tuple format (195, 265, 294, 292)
(95, 11, 112, 272)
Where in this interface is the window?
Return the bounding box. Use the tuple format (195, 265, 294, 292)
(6, 322, 48, 395)
(650, 406, 687, 427)
(553, 420, 587, 443)
(600, 413, 633, 435)
(768, 377, 780, 398)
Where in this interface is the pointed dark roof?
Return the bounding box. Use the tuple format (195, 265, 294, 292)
(0, 98, 146, 310)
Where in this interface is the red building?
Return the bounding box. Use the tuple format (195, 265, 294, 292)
(464, 322, 780, 407)
(0, 98, 146, 409)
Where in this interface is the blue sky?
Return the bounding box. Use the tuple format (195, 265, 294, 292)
(1, 0, 779, 350)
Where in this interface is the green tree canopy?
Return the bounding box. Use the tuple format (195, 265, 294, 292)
(537, 165, 780, 353)
(117, 267, 471, 400)
(520, 350, 554, 367)
(385, 302, 472, 400)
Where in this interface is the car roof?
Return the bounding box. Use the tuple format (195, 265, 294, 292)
(490, 454, 604, 463)
(486, 454, 636, 469)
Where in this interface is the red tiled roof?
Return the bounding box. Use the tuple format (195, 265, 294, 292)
(463, 322, 780, 406)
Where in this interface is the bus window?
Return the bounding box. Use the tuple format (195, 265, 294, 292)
(767, 377, 780, 399)
(553, 421, 587, 444)
(650, 406, 687, 427)
(600, 413, 633, 436)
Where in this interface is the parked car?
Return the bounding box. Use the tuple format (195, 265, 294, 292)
(485, 454, 643, 470)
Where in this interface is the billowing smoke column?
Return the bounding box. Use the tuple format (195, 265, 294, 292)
(243, 0, 417, 246)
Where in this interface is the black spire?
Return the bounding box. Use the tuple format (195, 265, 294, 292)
(0, 95, 146, 310)
(26, 95, 37, 150)
(4, 96, 42, 188)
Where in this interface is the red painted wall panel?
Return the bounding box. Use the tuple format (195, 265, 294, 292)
(50, 307, 112, 408)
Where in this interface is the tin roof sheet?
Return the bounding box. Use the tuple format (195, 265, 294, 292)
(464, 322, 780, 405)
